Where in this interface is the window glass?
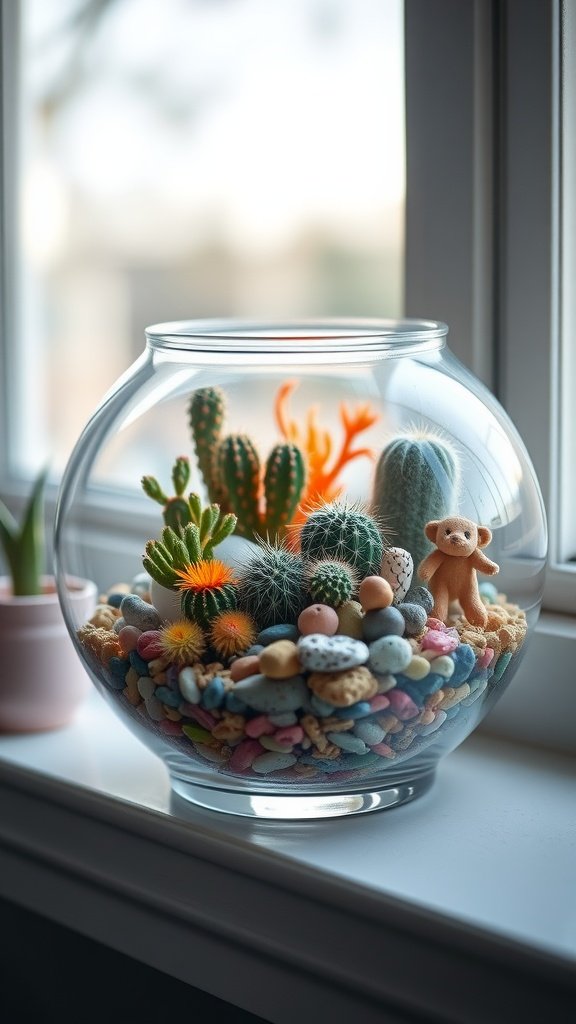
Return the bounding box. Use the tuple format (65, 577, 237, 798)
(15, 0, 405, 475)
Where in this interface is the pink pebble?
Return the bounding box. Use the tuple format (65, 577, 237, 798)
(358, 575, 394, 612)
(137, 629, 165, 660)
(426, 617, 447, 632)
(477, 646, 495, 668)
(159, 719, 183, 736)
(369, 694, 391, 712)
(421, 629, 459, 654)
(274, 725, 304, 746)
(297, 603, 339, 636)
(387, 689, 420, 720)
(371, 742, 396, 758)
(245, 714, 275, 738)
(229, 739, 264, 772)
(117, 625, 142, 656)
(230, 654, 261, 682)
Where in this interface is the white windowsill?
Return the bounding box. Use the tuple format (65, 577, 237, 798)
(0, 687, 575, 1023)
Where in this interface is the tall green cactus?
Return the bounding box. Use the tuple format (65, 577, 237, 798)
(188, 386, 228, 507)
(188, 385, 306, 542)
(263, 443, 306, 537)
(218, 434, 262, 540)
(371, 431, 460, 579)
(300, 501, 384, 580)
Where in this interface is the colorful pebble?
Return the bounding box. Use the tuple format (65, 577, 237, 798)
(358, 576, 394, 612)
(297, 634, 369, 672)
(120, 594, 162, 631)
(368, 635, 412, 675)
(297, 603, 339, 636)
(259, 640, 301, 679)
(361, 606, 405, 642)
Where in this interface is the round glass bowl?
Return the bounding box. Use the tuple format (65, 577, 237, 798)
(54, 319, 547, 819)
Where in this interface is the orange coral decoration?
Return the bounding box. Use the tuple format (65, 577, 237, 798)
(274, 380, 379, 536)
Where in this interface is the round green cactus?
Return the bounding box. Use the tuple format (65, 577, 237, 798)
(300, 502, 384, 580)
(236, 541, 306, 629)
(180, 581, 238, 628)
(305, 558, 357, 607)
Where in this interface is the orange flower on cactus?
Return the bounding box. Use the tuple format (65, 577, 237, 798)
(174, 559, 237, 592)
(209, 609, 257, 658)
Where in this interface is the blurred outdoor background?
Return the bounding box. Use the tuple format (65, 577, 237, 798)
(14, 0, 405, 474)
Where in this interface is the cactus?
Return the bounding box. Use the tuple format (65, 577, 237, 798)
(177, 559, 238, 628)
(371, 432, 460, 579)
(142, 456, 193, 529)
(263, 443, 306, 536)
(188, 384, 306, 542)
(142, 502, 237, 588)
(300, 501, 384, 580)
(305, 559, 358, 607)
(217, 434, 262, 540)
(236, 540, 306, 629)
(188, 386, 228, 507)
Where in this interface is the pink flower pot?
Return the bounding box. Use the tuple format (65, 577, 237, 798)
(0, 575, 97, 732)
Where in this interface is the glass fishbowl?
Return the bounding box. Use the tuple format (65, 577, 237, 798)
(54, 319, 547, 819)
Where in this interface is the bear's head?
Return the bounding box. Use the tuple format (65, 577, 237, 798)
(424, 516, 492, 557)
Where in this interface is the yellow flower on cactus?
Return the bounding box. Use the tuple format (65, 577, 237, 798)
(209, 609, 257, 659)
(174, 559, 237, 591)
(159, 619, 205, 665)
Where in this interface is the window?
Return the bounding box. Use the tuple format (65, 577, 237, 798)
(3, 0, 405, 478)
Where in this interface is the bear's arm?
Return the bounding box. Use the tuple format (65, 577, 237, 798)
(470, 549, 500, 575)
(418, 549, 445, 581)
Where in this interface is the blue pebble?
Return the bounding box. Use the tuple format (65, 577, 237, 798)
(362, 606, 405, 642)
(309, 694, 337, 717)
(449, 643, 476, 685)
(368, 634, 412, 675)
(467, 666, 489, 693)
(129, 650, 150, 677)
(109, 655, 130, 682)
(155, 685, 180, 708)
(334, 701, 372, 719)
(327, 732, 369, 755)
(120, 594, 162, 631)
(245, 644, 265, 656)
(107, 591, 126, 609)
(225, 692, 248, 713)
(202, 675, 226, 709)
(396, 672, 444, 698)
(257, 624, 300, 646)
(493, 650, 513, 680)
(340, 751, 382, 770)
(444, 704, 462, 720)
(479, 581, 499, 602)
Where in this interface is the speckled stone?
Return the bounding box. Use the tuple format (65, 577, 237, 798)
(297, 633, 369, 672)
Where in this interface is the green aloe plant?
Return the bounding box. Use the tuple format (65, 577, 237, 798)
(0, 468, 48, 596)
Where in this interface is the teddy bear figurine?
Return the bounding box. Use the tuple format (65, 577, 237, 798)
(418, 515, 499, 628)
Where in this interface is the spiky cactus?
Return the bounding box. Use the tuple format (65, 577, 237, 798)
(236, 541, 306, 629)
(371, 431, 460, 579)
(179, 561, 238, 628)
(305, 559, 357, 607)
(300, 502, 384, 580)
(188, 386, 228, 507)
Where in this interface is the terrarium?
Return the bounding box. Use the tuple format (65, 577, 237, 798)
(54, 319, 547, 818)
